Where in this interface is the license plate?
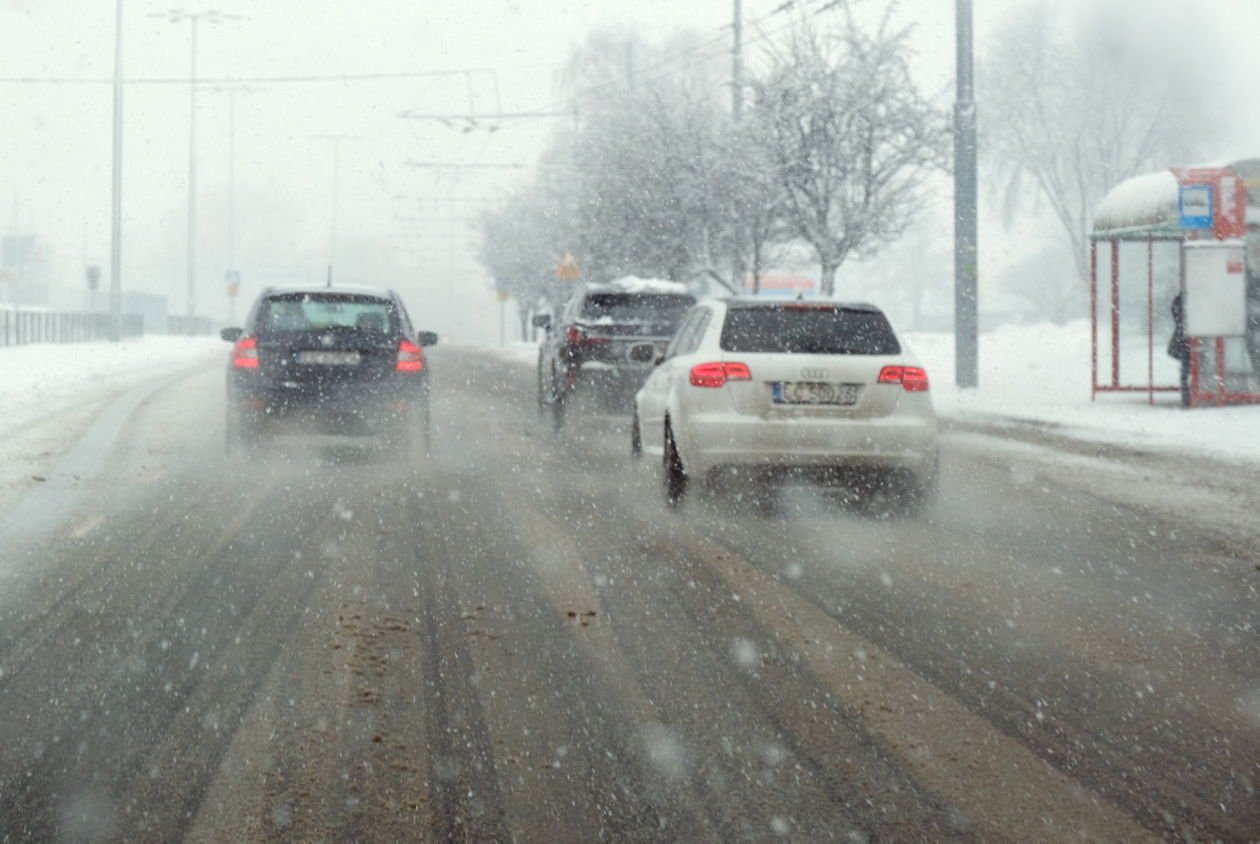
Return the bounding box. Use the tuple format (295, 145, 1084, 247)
(773, 381, 860, 406)
(296, 350, 361, 366)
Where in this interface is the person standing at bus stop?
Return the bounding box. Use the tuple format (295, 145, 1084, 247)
(1168, 293, 1191, 407)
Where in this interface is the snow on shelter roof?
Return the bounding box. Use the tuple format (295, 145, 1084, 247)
(600, 275, 691, 295)
(1091, 169, 1181, 238)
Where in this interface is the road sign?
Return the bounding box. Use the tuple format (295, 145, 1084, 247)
(86, 265, 101, 290)
(1178, 184, 1213, 229)
(554, 251, 582, 280)
(496, 289, 509, 302)
(225, 269, 241, 298)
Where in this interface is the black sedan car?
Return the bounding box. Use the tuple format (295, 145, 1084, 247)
(220, 284, 437, 456)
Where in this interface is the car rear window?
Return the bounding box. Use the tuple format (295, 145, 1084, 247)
(720, 304, 901, 355)
(255, 293, 396, 335)
(580, 293, 695, 323)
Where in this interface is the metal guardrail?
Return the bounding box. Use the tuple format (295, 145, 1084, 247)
(165, 315, 215, 337)
(0, 311, 144, 346)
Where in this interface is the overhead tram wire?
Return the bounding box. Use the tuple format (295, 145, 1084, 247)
(0, 69, 505, 85)
(494, 0, 822, 131)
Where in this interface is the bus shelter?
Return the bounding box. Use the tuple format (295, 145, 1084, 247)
(1090, 161, 1260, 407)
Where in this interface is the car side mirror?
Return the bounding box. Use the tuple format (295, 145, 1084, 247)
(532, 314, 551, 330)
(654, 355, 666, 366)
(220, 326, 243, 342)
(416, 331, 439, 347)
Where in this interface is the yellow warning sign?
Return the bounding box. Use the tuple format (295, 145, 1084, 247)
(554, 251, 582, 281)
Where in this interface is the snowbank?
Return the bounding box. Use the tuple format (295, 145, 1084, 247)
(0, 336, 222, 509)
(907, 321, 1260, 465)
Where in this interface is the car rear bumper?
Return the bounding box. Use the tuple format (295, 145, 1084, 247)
(677, 412, 938, 478)
(227, 374, 427, 431)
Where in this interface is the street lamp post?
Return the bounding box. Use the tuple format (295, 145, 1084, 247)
(313, 135, 360, 283)
(211, 85, 260, 322)
(109, 0, 124, 341)
(954, 0, 979, 387)
(150, 9, 239, 323)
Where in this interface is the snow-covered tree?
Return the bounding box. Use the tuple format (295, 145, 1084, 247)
(752, 17, 946, 296)
(982, 0, 1220, 290)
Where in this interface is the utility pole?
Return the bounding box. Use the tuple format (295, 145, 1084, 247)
(187, 16, 198, 319)
(731, 0, 747, 295)
(226, 87, 238, 317)
(954, 0, 979, 387)
(732, 0, 744, 119)
(109, 0, 124, 340)
(150, 9, 240, 322)
(212, 85, 260, 322)
(313, 134, 360, 281)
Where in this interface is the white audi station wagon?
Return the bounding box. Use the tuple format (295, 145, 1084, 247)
(632, 298, 939, 512)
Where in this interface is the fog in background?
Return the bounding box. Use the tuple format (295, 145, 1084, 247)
(1, 0, 1257, 342)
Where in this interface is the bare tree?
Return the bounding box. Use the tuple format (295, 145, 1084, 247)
(983, 1, 1219, 296)
(753, 17, 947, 296)
(722, 119, 793, 293)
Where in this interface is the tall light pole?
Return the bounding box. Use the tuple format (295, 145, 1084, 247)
(954, 0, 979, 387)
(109, 0, 124, 341)
(211, 85, 260, 322)
(731, 0, 746, 295)
(313, 134, 360, 283)
(150, 9, 239, 322)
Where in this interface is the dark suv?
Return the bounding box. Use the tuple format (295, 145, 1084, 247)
(220, 284, 438, 455)
(534, 278, 695, 428)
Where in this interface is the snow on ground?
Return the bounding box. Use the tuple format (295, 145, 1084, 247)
(0, 336, 222, 510)
(910, 321, 1260, 466)
(487, 319, 1260, 467)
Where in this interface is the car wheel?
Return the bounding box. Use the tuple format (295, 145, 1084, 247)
(630, 412, 642, 459)
(663, 420, 687, 507)
(892, 458, 938, 517)
(536, 358, 547, 419)
(419, 399, 433, 457)
(550, 372, 567, 433)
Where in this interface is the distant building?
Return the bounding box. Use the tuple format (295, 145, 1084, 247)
(745, 273, 817, 297)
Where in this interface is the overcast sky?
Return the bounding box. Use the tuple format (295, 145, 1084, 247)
(1, 0, 1256, 340)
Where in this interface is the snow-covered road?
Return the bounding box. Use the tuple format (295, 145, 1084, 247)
(0, 342, 1256, 840)
(0, 336, 222, 511)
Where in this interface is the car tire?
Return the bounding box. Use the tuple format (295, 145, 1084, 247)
(663, 420, 687, 507)
(630, 412, 642, 459)
(550, 372, 567, 433)
(896, 458, 938, 517)
(536, 357, 547, 419)
(419, 399, 433, 457)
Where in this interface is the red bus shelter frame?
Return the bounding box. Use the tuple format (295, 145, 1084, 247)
(1090, 165, 1260, 407)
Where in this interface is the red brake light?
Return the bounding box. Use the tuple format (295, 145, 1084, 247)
(566, 325, 610, 346)
(396, 340, 425, 372)
(689, 361, 752, 388)
(878, 365, 929, 392)
(232, 336, 259, 369)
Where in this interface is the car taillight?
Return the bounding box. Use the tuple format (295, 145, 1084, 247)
(878, 365, 929, 392)
(689, 361, 752, 388)
(232, 336, 259, 369)
(396, 340, 425, 372)
(566, 325, 610, 346)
